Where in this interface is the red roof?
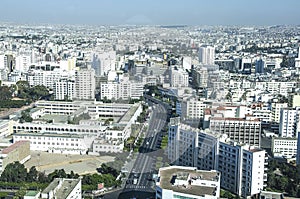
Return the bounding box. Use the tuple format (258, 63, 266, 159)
(1, 141, 29, 154)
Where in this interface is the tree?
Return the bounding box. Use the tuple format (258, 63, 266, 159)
(225, 92, 232, 101)
(20, 110, 33, 123)
(26, 166, 38, 182)
(0, 85, 12, 100)
(0, 162, 27, 183)
(30, 85, 49, 100)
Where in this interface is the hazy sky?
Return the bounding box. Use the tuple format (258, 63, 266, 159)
(0, 0, 299, 26)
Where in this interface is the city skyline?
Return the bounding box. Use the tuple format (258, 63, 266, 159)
(0, 0, 299, 26)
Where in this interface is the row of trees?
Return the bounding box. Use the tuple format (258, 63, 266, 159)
(0, 161, 121, 193)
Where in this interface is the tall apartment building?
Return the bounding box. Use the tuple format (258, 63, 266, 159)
(54, 79, 76, 100)
(168, 118, 197, 167)
(15, 55, 31, 72)
(255, 59, 265, 74)
(180, 97, 208, 120)
(192, 66, 208, 88)
(279, 107, 300, 137)
(91, 51, 116, 76)
(167, 118, 267, 198)
(217, 141, 266, 197)
(208, 117, 261, 147)
(198, 46, 215, 65)
(156, 166, 220, 199)
(75, 67, 95, 100)
(169, 66, 189, 88)
(271, 102, 288, 123)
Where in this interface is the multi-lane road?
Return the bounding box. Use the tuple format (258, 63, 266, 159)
(124, 103, 167, 190)
(103, 100, 169, 199)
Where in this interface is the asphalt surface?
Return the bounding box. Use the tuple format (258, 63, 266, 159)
(103, 101, 168, 199)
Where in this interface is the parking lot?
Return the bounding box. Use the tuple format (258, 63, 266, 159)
(24, 151, 115, 175)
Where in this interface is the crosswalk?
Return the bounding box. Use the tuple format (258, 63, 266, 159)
(125, 185, 147, 189)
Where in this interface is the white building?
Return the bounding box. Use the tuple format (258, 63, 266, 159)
(180, 97, 208, 120)
(54, 79, 76, 100)
(167, 118, 267, 198)
(0, 120, 11, 137)
(91, 51, 116, 76)
(168, 118, 197, 167)
(192, 66, 208, 88)
(27, 68, 70, 90)
(198, 46, 215, 65)
(279, 107, 300, 137)
(271, 102, 288, 123)
(156, 166, 220, 199)
(75, 67, 95, 100)
(41, 178, 81, 199)
(100, 80, 144, 100)
(208, 117, 261, 147)
(15, 55, 31, 72)
(169, 66, 189, 88)
(13, 132, 89, 154)
(272, 137, 297, 158)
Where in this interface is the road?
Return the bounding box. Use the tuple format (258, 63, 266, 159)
(103, 101, 168, 199)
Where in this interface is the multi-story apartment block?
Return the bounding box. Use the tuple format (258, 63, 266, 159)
(168, 118, 197, 167)
(100, 81, 144, 100)
(192, 66, 208, 88)
(279, 107, 300, 137)
(91, 51, 116, 76)
(54, 79, 76, 100)
(156, 166, 220, 199)
(169, 66, 189, 88)
(209, 117, 261, 147)
(271, 102, 288, 123)
(180, 97, 208, 120)
(272, 137, 297, 158)
(198, 46, 215, 65)
(75, 67, 95, 100)
(27, 68, 70, 90)
(168, 118, 267, 198)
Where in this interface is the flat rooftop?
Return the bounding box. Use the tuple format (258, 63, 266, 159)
(15, 131, 84, 138)
(42, 178, 80, 198)
(158, 166, 219, 197)
(118, 103, 140, 123)
(38, 114, 69, 123)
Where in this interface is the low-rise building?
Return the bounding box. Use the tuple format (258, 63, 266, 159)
(272, 137, 297, 158)
(0, 141, 31, 174)
(41, 178, 81, 199)
(156, 166, 220, 199)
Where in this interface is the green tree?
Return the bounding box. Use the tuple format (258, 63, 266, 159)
(0, 85, 12, 100)
(26, 166, 38, 182)
(0, 162, 27, 183)
(20, 110, 33, 123)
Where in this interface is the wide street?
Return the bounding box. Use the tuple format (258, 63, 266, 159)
(103, 101, 168, 199)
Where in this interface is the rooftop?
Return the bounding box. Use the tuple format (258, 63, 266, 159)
(158, 166, 219, 197)
(1, 140, 29, 154)
(42, 178, 81, 198)
(24, 190, 39, 197)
